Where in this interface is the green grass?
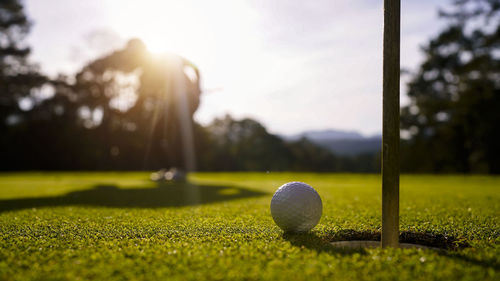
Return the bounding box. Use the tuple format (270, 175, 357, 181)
(0, 172, 498, 281)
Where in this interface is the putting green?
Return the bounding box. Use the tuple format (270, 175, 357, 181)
(0, 172, 498, 280)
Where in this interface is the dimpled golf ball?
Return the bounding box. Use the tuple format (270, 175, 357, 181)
(270, 182, 322, 232)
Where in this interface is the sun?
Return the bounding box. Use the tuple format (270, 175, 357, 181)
(142, 35, 171, 55)
(106, 0, 214, 60)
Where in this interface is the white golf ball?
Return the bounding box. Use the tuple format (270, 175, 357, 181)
(270, 182, 322, 233)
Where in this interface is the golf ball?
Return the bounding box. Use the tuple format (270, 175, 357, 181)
(270, 182, 322, 232)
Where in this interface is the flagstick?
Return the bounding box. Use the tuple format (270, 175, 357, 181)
(381, 0, 400, 248)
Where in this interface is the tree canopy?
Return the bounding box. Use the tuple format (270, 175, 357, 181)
(0, 0, 46, 129)
(3, 0, 499, 173)
(401, 0, 500, 173)
(0, 0, 380, 172)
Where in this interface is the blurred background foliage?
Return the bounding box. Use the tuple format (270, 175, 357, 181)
(400, 0, 500, 173)
(0, 0, 499, 173)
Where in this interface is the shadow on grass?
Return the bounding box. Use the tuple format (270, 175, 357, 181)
(326, 229, 470, 250)
(0, 182, 268, 213)
(283, 230, 467, 254)
(283, 232, 368, 255)
(286, 229, 499, 269)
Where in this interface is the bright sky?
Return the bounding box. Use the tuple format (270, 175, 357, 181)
(24, 0, 450, 136)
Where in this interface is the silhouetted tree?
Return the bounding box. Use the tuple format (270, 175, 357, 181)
(205, 115, 292, 171)
(401, 0, 500, 173)
(285, 138, 338, 172)
(0, 0, 49, 169)
(0, 0, 380, 173)
(0, 0, 45, 124)
(69, 39, 202, 170)
(203, 115, 379, 172)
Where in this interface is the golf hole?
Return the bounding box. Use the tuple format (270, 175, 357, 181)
(328, 231, 469, 251)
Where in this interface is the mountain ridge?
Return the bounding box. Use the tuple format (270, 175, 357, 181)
(283, 129, 381, 156)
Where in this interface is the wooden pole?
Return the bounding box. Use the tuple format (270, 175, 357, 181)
(382, 0, 400, 248)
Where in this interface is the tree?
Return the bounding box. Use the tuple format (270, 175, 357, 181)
(0, 0, 30, 76)
(401, 0, 500, 173)
(0, 0, 49, 170)
(202, 115, 379, 172)
(71, 39, 202, 170)
(0, 0, 45, 124)
(0, 1, 381, 172)
(205, 115, 292, 171)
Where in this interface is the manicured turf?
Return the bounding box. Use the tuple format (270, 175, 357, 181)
(0, 172, 498, 280)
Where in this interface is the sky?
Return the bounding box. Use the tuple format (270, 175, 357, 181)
(24, 0, 451, 136)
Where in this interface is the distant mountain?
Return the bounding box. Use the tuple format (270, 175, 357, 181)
(285, 129, 364, 141)
(313, 137, 381, 156)
(284, 130, 381, 156)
